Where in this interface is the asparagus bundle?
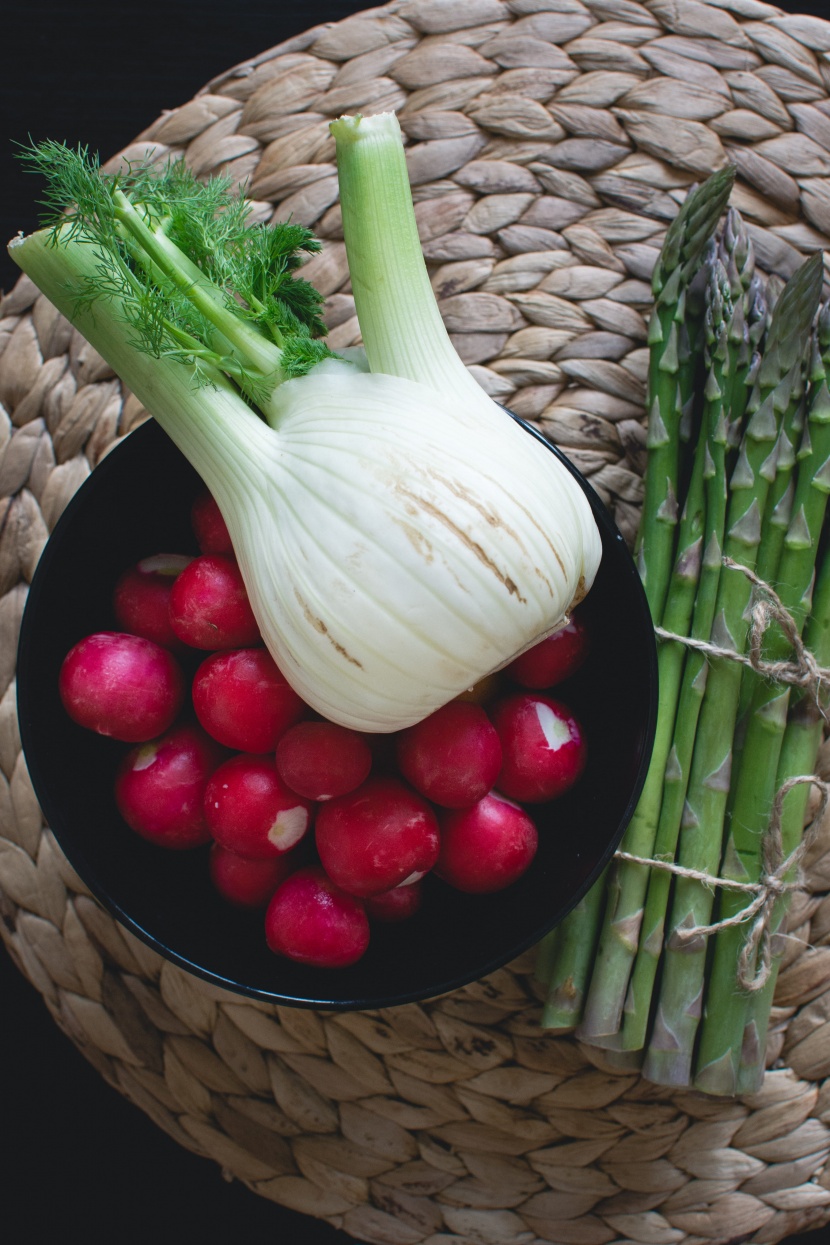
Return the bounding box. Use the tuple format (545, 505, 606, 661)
(537, 173, 830, 1095)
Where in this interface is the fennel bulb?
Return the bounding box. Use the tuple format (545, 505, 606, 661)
(10, 120, 601, 732)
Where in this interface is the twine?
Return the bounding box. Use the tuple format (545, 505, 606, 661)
(655, 557, 830, 715)
(615, 775, 830, 992)
(620, 558, 830, 991)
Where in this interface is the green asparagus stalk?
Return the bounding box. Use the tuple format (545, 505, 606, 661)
(735, 552, 830, 1093)
(641, 254, 824, 1088)
(755, 389, 808, 588)
(719, 211, 760, 430)
(731, 361, 810, 744)
(693, 309, 830, 1095)
(537, 171, 734, 1026)
(636, 167, 736, 622)
(616, 258, 737, 1051)
(576, 256, 726, 1042)
(539, 875, 608, 1030)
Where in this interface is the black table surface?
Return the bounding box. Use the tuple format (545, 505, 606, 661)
(2, 2, 830, 1242)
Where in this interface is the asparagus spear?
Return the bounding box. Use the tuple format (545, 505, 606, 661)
(536, 171, 733, 1024)
(719, 211, 762, 432)
(754, 389, 808, 588)
(576, 254, 724, 1041)
(735, 555, 830, 1094)
(731, 356, 810, 746)
(636, 167, 736, 622)
(641, 254, 824, 1088)
(616, 258, 736, 1051)
(539, 875, 608, 1030)
(693, 308, 830, 1095)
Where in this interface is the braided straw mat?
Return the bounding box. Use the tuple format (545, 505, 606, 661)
(5, 0, 830, 1241)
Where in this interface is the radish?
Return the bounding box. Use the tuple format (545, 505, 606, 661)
(113, 553, 192, 650)
(204, 753, 314, 858)
(365, 879, 423, 922)
(491, 692, 587, 803)
(115, 722, 223, 849)
(168, 554, 261, 650)
(395, 700, 501, 808)
(506, 612, 590, 689)
(275, 720, 372, 801)
(192, 647, 307, 753)
(190, 489, 233, 555)
(435, 792, 538, 893)
(264, 866, 370, 967)
(59, 631, 185, 742)
(209, 842, 294, 907)
(315, 776, 440, 897)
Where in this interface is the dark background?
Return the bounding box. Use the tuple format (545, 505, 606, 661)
(2, 1, 830, 1242)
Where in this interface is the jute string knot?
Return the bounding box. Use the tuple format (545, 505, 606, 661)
(622, 558, 830, 991)
(655, 557, 830, 716)
(615, 775, 830, 991)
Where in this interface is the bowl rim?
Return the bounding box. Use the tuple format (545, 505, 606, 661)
(16, 415, 658, 1009)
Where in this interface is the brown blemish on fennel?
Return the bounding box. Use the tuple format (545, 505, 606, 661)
(568, 575, 588, 609)
(294, 589, 363, 668)
(395, 519, 435, 565)
(395, 483, 527, 603)
(427, 467, 566, 592)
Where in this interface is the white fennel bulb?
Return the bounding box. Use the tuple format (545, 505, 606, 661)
(225, 360, 599, 729)
(9, 122, 601, 731)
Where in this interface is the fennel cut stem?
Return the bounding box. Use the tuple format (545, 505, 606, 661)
(331, 113, 489, 413)
(8, 227, 272, 511)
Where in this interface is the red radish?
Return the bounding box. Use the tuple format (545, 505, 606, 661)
(276, 721, 372, 801)
(113, 553, 193, 651)
(192, 648, 307, 752)
(264, 866, 370, 967)
(436, 792, 538, 893)
(190, 489, 233, 555)
(59, 632, 185, 742)
(209, 842, 294, 907)
(506, 613, 590, 689)
(491, 692, 587, 803)
(115, 722, 223, 849)
(365, 879, 423, 922)
(315, 776, 440, 898)
(396, 701, 501, 808)
(168, 554, 261, 650)
(204, 754, 313, 858)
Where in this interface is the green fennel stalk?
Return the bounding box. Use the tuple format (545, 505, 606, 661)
(16, 140, 333, 402)
(330, 114, 491, 412)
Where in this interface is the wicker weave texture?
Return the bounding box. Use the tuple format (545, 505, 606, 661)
(3, 1, 830, 1242)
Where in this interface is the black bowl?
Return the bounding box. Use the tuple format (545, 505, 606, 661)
(17, 416, 657, 1009)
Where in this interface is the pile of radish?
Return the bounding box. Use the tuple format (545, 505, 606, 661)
(58, 490, 591, 971)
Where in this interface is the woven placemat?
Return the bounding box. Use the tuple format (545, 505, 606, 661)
(4, 1, 830, 1241)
